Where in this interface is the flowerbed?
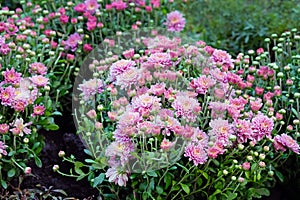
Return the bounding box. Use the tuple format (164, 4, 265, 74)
(0, 0, 299, 199)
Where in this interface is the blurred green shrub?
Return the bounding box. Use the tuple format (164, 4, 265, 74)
(184, 0, 300, 55)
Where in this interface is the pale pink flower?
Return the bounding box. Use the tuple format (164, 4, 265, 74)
(85, 0, 99, 14)
(86, 109, 97, 119)
(165, 11, 186, 32)
(208, 102, 228, 119)
(148, 83, 166, 96)
(131, 93, 161, 116)
(106, 167, 129, 187)
(190, 75, 216, 95)
(147, 52, 172, 67)
(209, 118, 233, 146)
(184, 144, 207, 166)
(207, 142, 224, 159)
(251, 114, 274, 142)
(0, 141, 7, 156)
(115, 68, 140, 89)
(172, 95, 201, 122)
(30, 75, 49, 87)
(211, 49, 234, 70)
(110, 59, 136, 80)
(273, 134, 299, 154)
(250, 98, 263, 112)
(78, 78, 104, 101)
(29, 62, 47, 75)
(160, 138, 175, 151)
(10, 118, 32, 136)
(118, 110, 141, 128)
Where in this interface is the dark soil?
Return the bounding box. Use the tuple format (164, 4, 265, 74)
(7, 111, 300, 200)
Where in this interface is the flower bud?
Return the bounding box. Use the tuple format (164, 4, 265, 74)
(263, 146, 270, 152)
(25, 167, 32, 174)
(58, 150, 65, 157)
(53, 165, 59, 172)
(231, 176, 237, 181)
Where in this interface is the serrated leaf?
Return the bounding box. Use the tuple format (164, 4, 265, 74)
(180, 183, 190, 194)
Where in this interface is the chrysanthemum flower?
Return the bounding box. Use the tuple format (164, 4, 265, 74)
(273, 134, 299, 154)
(10, 118, 32, 137)
(184, 144, 207, 166)
(165, 11, 186, 32)
(251, 114, 274, 142)
(106, 167, 129, 187)
(172, 95, 201, 122)
(110, 59, 136, 80)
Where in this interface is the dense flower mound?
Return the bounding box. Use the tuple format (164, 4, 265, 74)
(74, 29, 300, 197)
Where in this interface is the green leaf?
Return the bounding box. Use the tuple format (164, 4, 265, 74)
(1, 180, 7, 189)
(180, 183, 190, 194)
(147, 171, 158, 177)
(7, 168, 16, 178)
(164, 173, 172, 189)
(45, 124, 59, 131)
(35, 156, 42, 168)
(156, 186, 164, 194)
(275, 170, 284, 182)
(93, 173, 105, 187)
(176, 163, 189, 173)
(74, 161, 84, 175)
(202, 171, 209, 179)
(142, 191, 148, 200)
(227, 192, 238, 200)
(255, 188, 270, 197)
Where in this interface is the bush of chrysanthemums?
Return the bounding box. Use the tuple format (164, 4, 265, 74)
(55, 23, 300, 199)
(0, 0, 186, 190)
(0, 9, 62, 189)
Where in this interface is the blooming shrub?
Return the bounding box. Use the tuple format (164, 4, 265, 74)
(57, 27, 299, 199)
(0, 8, 61, 188)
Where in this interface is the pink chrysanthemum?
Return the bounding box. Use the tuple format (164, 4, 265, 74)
(273, 134, 299, 154)
(118, 110, 141, 129)
(85, 0, 99, 14)
(184, 144, 207, 166)
(172, 95, 201, 122)
(190, 75, 216, 95)
(165, 11, 186, 32)
(3, 68, 22, 85)
(160, 138, 175, 151)
(33, 105, 45, 117)
(65, 33, 82, 52)
(208, 102, 228, 119)
(235, 119, 252, 143)
(10, 118, 32, 137)
(78, 78, 104, 101)
(0, 141, 7, 156)
(209, 118, 233, 146)
(29, 62, 47, 75)
(148, 83, 166, 96)
(251, 114, 274, 142)
(207, 142, 225, 159)
(115, 68, 140, 89)
(74, 3, 86, 13)
(131, 93, 161, 116)
(211, 49, 234, 70)
(106, 167, 129, 187)
(147, 52, 173, 67)
(0, 86, 16, 106)
(0, 124, 9, 134)
(110, 59, 136, 80)
(30, 75, 49, 87)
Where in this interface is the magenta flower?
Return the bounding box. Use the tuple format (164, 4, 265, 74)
(112, 1, 127, 11)
(65, 33, 82, 52)
(251, 114, 274, 142)
(235, 119, 252, 143)
(184, 144, 207, 166)
(74, 3, 86, 13)
(165, 11, 186, 32)
(3, 68, 22, 85)
(33, 105, 45, 117)
(273, 134, 299, 154)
